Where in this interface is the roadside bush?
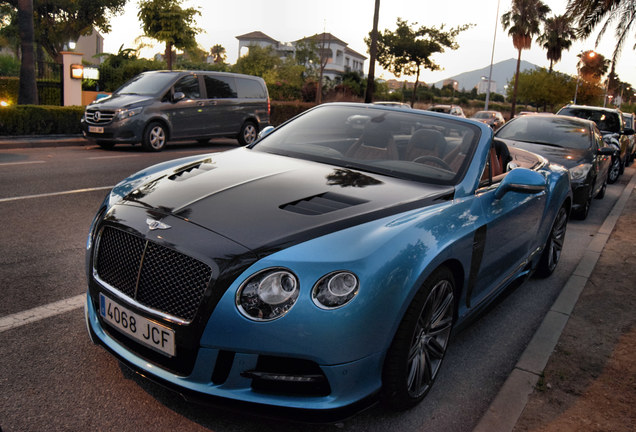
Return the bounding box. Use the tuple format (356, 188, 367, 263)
(0, 105, 84, 135)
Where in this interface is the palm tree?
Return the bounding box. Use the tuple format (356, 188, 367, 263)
(210, 44, 226, 64)
(501, 0, 551, 119)
(538, 15, 576, 72)
(566, 0, 636, 64)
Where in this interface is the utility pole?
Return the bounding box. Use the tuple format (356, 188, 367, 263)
(364, 0, 380, 104)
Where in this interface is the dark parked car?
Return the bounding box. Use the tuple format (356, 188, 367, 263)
(470, 110, 505, 130)
(81, 70, 270, 151)
(557, 104, 634, 183)
(426, 104, 466, 117)
(496, 114, 613, 219)
(85, 103, 571, 420)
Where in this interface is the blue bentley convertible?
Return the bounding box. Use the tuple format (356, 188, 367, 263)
(85, 103, 571, 420)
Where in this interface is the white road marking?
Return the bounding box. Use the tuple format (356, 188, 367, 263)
(0, 294, 85, 333)
(0, 186, 113, 203)
(0, 160, 46, 167)
(88, 155, 141, 160)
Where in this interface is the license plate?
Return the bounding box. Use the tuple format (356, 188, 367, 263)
(99, 294, 175, 357)
(88, 126, 104, 133)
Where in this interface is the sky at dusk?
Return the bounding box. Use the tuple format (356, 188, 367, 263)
(100, 0, 636, 90)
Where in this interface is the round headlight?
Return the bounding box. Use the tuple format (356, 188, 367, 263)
(237, 268, 299, 321)
(312, 271, 359, 309)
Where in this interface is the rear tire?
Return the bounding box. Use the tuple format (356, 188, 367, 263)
(238, 121, 258, 146)
(607, 156, 620, 184)
(382, 267, 455, 409)
(142, 122, 167, 152)
(536, 205, 568, 278)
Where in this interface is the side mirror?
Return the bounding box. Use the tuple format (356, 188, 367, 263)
(494, 168, 546, 199)
(257, 125, 275, 141)
(173, 91, 185, 103)
(622, 128, 634, 136)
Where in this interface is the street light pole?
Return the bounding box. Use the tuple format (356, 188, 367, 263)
(484, 0, 500, 111)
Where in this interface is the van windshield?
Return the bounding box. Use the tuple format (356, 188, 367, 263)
(115, 72, 179, 96)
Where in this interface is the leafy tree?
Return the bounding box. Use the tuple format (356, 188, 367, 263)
(233, 44, 282, 81)
(138, 0, 201, 70)
(501, 0, 551, 118)
(566, 0, 636, 64)
(210, 44, 226, 64)
(578, 50, 610, 82)
(508, 67, 575, 110)
(538, 14, 576, 72)
(2, 0, 128, 61)
(368, 18, 472, 107)
(293, 39, 320, 78)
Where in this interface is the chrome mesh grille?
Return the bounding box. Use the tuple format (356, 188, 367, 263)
(95, 226, 212, 322)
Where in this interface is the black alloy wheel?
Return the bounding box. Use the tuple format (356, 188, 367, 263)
(535, 205, 568, 278)
(382, 267, 455, 409)
(573, 186, 593, 220)
(608, 156, 620, 184)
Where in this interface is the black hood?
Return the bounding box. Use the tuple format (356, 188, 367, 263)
(499, 138, 591, 169)
(116, 149, 454, 252)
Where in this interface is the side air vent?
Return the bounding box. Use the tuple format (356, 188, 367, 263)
(168, 159, 215, 181)
(280, 192, 367, 216)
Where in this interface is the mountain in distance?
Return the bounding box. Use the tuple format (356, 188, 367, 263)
(432, 58, 541, 93)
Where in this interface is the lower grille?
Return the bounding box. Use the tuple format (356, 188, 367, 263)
(95, 226, 212, 322)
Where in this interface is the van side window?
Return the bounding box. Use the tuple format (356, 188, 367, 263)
(174, 75, 201, 99)
(236, 78, 266, 99)
(204, 75, 238, 98)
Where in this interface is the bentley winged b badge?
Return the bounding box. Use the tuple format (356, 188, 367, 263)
(146, 218, 171, 231)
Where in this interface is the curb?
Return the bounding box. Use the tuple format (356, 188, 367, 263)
(0, 135, 86, 149)
(473, 169, 636, 432)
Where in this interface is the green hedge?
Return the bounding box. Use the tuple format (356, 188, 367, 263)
(270, 101, 315, 126)
(0, 101, 314, 136)
(0, 105, 84, 136)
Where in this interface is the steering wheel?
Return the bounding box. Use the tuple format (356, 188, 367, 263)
(413, 155, 453, 171)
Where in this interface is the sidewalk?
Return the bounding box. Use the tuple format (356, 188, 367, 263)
(476, 167, 636, 432)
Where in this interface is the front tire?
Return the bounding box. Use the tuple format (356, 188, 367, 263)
(535, 205, 568, 278)
(382, 267, 455, 409)
(238, 121, 258, 146)
(142, 122, 167, 152)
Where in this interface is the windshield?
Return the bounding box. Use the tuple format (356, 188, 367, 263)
(114, 72, 179, 96)
(624, 115, 634, 129)
(558, 107, 621, 133)
(253, 104, 481, 185)
(496, 116, 591, 149)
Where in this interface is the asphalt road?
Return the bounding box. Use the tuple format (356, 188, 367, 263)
(0, 141, 630, 432)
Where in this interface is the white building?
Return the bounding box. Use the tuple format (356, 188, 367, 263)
(477, 78, 497, 94)
(236, 31, 367, 81)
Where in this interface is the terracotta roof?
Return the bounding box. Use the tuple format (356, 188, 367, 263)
(345, 46, 367, 60)
(235, 31, 279, 44)
(296, 32, 348, 47)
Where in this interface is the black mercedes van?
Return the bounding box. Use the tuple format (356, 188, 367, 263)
(81, 70, 270, 151)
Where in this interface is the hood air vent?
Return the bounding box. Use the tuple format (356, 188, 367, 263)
(280, 192, 367, 216)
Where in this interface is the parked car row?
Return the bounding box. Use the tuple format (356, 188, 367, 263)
(85, 102, 572, 421)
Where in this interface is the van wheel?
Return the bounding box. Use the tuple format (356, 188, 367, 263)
(96, 140, 115, 150)
(238, 121, 258, 146)
(142, 122, 167, 152)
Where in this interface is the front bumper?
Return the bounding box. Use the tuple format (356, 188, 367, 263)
(84, 294, 382, 421)
(80, 117, 145, 144)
